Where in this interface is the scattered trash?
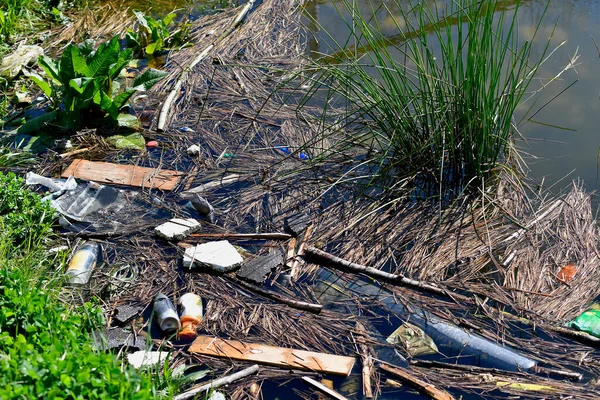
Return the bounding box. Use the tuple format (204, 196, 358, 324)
(274, 145, 290, 154)
(188, 335, 355, 375)
(179, 127, 195, 133)
(113, 304, 143, 325)
(190, 195, 215, 223)
(127, 350, 170, 369)
(147, 140, 159, 148)
(496, 381, 556, 392)
(26, 171, 76, 193)
(183, 240, 243, 272)
(284, 212, 310, 236)
(153, 293, 181, 334)
(62, 159, 182, 190)
(0, 44, 44, 80)
(187, 144, 201, 157)
(173, 365, 259, 400)
(155, 218, 201, 241)
(568, 309, 600, 337)
(557, 262, 577, 283)
(386, 322, 438, 357)
(298, 152, 310, 160)
(66, 241, 99, 284)
(207, 392, 226, 400)
(181, 174, 241, 197)
(236, 250, 283, 284)
(54, 139, 73, 152)
(99, 327, 146, 352)
(177, 293, 203, 339)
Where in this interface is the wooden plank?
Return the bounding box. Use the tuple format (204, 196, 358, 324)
(62, 159, 181, 190)
(380, 363, 455, 400)
(189, 335, 355, 376)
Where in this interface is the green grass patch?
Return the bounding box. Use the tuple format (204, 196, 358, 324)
(0, 171, 174, 399)
(301, 0, 554, 199)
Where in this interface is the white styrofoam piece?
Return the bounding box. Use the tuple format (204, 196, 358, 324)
(183, 240, 243, 272)
(155, 218, 201, 241)
(127, 351, 170, 369)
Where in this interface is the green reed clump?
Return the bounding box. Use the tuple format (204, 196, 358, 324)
(303, 0, 552, 198)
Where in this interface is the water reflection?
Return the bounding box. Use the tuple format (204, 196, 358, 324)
(304, 0, 600, 203)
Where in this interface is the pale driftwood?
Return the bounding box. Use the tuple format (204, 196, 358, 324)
(157, 0, 256, 131)
(61, 159, 182, 190)
(173, 364, 259, 400)
(286, 237, 297, 270)
(230, 277, 323, 313)
(59, 147, 92, 159)
(180, 174, 242, 197)
(355, 322, 374, 398)
(305, 247, 463, 300)
(302, 377, 349, 400)
(189, 335, 355, 375)
(379, 363, 455, 400)
(189, 232, 292, 240)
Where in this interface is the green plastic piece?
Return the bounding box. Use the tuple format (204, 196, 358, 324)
(568, 309, 600, 337)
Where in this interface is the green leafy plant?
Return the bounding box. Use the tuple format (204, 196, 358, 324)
(0, 171, 175, 399)
(126, 10, 191, 57)
(24, 35, 166, 131)
(299, 0, 555, 199)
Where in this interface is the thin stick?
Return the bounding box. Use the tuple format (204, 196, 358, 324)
(173, 364, 259, 400)
(355, 322, 374, 398)
(180, 174, 241, 197)
(305, 247, 463, 300)
(189, 232, 292, 241)
(286, 237, 297, 270)
(230, 277, 323, 314)
(379, 363, 455, 400)
(301, 377, 349, 400)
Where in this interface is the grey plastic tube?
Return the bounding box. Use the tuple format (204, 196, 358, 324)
(317, 269, 535, 371)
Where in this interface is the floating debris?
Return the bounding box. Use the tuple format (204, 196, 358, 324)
(66, 241, 99, 285)
(284, 213, 310, 236)
(190, 195, 215, 223)
(236, 250, 283, 284)
(113, 305, 143, 325)
(155, 218, 201, 241)
(387, 322, 438, 357)
(153, 293, 180, 334)
(187, 144, 201, 156)
(128, 351, 170, 369)
(178, 293, 203, 339)
(182, 240, 243, 272)
(147, 140, 159, 148)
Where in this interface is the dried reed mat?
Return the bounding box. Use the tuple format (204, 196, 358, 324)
(45, 3, 134, 52)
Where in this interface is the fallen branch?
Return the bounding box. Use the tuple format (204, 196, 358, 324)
(157, 0, 256, 131)
(379, 363, 455, 400)
(230, 276, 323, 314)
(173, 364, 259, 400)
(291, 224, 312, 281)
(305, 247, 464, 300)
(302, 377, 349, 400)
(189, 232, 291, 241)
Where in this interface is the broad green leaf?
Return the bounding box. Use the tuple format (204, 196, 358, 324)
(106, 132, 145, 149)
(108, 49, 133, 81)
(59, 45, 86, 82)
(162, 12, 177, 27)
(112, 89, 135, 110)
(99, 91, 118, 119)
(23, 70, 53, 99)
(125, 30, 140, 49)
(116, 113, 141, 130)
(15, 112, 58, 136)
(76, 39, 96, 57)
(38, 55, 61, 84)
(87, 36, 120, 78)
(68, 77, 93, 94)
(145, 39, 163, 56)
(131, 68, 167, 91)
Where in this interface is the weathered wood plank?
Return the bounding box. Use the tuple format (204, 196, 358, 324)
(62, 159, 181, 190)
(189, 335, 355, 376)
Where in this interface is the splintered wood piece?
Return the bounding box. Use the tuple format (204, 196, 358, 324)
(302, 377, 349, 400)
(61, 159, 181, 190)
(189, 335, 355, 376)
(380, 363, 455, 400)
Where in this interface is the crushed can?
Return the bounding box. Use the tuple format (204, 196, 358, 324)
(66, 241, 99, 284)
(153, 294, 181, 334)
(177, 293, 203, 339)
